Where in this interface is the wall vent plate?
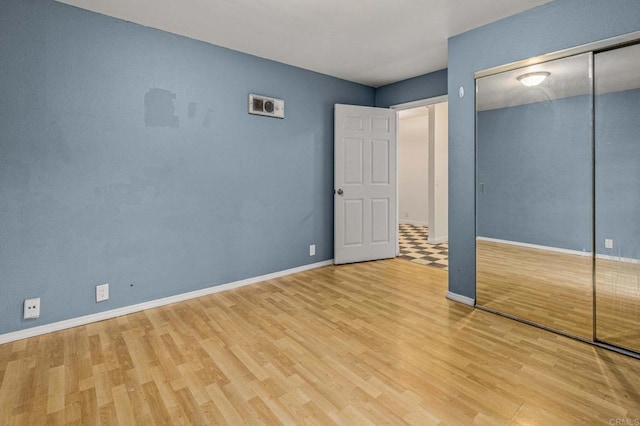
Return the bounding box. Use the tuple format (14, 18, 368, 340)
(249, 94, 284, 119)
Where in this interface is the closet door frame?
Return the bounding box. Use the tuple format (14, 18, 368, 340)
(473, 30, 640, 359)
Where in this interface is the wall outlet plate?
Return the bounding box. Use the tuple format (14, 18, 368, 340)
(309, 244, 316, 256)
(96, 283, 109, 302)
(24, 298, 40, 319)
(605, 239, 614, 249)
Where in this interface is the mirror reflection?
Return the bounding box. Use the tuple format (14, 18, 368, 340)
(594, 43, 640, 353)
(475, 53, 593, 339)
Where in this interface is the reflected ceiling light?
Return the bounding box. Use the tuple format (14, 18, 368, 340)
(517, 71, 550, 87)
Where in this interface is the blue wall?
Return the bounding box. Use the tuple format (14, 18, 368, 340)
(477, 96, 592, 252)
(448, 0, 640, 300)
(596, 88, 640, 259)
(0, 0, 374, 334)
(375, 69, 447, 107)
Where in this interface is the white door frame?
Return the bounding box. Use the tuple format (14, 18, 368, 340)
(391, 95, 449, 254)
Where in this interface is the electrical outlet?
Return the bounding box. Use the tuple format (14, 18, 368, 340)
(309, 244, 316, 256)
(96, 283, 109, 302)
(605, 239, 614, 249)
(24, 298, 40, 319)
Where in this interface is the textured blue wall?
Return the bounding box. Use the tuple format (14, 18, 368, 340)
(448, 0, 640, 300)
(0, 0, 374, 334)
(477, 96, 592, 252)
(375, 69, 448, 107)
(596, 88, 640, 260)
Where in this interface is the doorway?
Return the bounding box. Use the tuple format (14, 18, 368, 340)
(393, 97, 449, 269)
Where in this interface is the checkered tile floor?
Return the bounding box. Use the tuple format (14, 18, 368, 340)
(399, 223, 448, 270)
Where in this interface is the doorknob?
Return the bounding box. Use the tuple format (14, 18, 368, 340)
(336, 188, 344, 196)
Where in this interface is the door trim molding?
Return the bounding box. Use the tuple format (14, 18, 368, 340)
(393, 95, 449, 253)
(475, 30, 640, 79)
(390, 95, 448, 110)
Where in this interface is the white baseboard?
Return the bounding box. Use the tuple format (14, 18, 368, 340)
(446, 291, 475, 307)
(0, 260, 334, 345)
(400, 220, 429, 227)
(477, 236, 592, 257)
(428, 235, 448, 244)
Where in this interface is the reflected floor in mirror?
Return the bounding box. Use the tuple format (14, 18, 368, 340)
(476, 239, 593, 340)
(596, 258, 640, 353)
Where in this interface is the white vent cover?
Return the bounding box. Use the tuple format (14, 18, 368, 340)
(249, 94, 284, 119)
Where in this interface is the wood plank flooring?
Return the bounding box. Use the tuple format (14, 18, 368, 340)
(1, 259, 639, 424)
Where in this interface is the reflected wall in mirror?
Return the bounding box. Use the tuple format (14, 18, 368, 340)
(595, 43, 640, 353)
(475, 53, 594, 339)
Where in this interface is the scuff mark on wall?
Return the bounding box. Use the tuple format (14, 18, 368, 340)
(144, 88, 179, 128)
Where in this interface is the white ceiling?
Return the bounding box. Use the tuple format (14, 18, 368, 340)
(56, 0, 551, 87)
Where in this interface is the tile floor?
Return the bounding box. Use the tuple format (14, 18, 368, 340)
(398, 223, 448, 270)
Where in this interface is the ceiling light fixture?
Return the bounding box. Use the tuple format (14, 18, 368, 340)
(517, 71, 550, 87)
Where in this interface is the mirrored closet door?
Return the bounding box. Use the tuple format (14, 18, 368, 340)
(476, 39, 640, 355)
(594, 43, 640, 353)
(475, 53, 594, 340)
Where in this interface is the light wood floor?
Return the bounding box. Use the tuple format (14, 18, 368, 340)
(476, 240, 594, 339)
(1, 259, 639, 424)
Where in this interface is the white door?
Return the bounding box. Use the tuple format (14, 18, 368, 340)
(334, 104, 397, 264)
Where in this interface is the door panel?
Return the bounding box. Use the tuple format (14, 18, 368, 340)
(594, 43, 640, 353)
(371, 139, 390, 184)
(344, 138, 364, 184)
(371, 198, 390, 243)
(372, 116, 390, 131)
(344, 199, 364, 246)
(335, 104, 397, 264)
(475, 53, 594, 339)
